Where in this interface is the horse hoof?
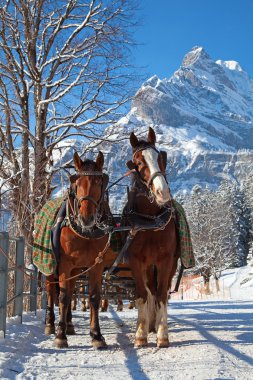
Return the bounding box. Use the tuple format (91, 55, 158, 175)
(117, 306, 123, 312)
(92, 339, 107, 350)
(134, 338, 148, 348)
(157, 338, 169, 348)
(54, 338, 68, 348)
(66, 324, 76, 335)
(100, 308, 107, 312)
(45, 325, 55, 335)
(81, 307, 87, 312)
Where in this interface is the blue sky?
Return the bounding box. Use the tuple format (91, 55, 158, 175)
(133, 0, 253, 79)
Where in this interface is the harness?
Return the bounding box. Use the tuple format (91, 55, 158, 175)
(105, 145, 176, 280)
(107, 144, 184, 294)
(65, 170, 112, 239)
(54, 151, 183, 292)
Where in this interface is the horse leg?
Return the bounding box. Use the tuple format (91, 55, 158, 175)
(72, 289, 77, 311)
(130, 263, 149, 347)
(55, 281, 60, 306)
(54, 275, 71, 348)
(80, 282, 87, 311)
(100, 298, 109, 312)
(45, 274, 56, 335)
(117, 299, 123, 311)
(116, 287, 123, 311)
(89, 267, 107, 349)
(155, 263, 171, 348)
(66, 278, 76, 335)
(146, 265, 157, 333)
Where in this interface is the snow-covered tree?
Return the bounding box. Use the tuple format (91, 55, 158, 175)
(242, 174, 253, 261)
(0, 0, 138, 245)
(183, 181, 249, 290)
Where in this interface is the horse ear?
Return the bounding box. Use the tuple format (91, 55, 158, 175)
(96, 151, 104, 170)
(148, 127, 156, 145)
(73, 152, 82, 171)
(130, 132, 139, 148)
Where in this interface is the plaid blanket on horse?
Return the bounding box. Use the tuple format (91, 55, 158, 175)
(173, 200, 195, 269)
(33, 197, 65, 275)
(33, 197, 123, 276)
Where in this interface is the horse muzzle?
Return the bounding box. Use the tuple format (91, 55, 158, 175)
(78, 215, 96, 230)
(155, 187, 172, 206)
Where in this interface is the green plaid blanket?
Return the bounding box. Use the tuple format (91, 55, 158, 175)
(173, 200, 195, 269)
(33, 197, 65, 275)
(33, 198, 123, 275)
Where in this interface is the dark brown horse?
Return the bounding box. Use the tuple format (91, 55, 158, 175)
(45, 151, 115, 349)
(125, 127, 179, 347)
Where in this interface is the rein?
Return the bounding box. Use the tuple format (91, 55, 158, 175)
(106, 169, 136, 191)
(47, 231, 113, 285)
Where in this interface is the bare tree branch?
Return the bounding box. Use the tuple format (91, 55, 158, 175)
(0, 0, 140, 244)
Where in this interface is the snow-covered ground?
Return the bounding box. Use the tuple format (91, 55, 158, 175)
(0, 266, 253, 380)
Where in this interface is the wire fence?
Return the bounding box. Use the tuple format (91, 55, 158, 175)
(170, 273, 234, 301)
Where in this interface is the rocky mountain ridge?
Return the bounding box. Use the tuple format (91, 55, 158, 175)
(52, 46, 253, 211)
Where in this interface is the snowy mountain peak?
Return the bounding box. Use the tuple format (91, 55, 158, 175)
(182, 46, 212, 68)
(216, 59, 244, 72)
(76, 47, 253, 210)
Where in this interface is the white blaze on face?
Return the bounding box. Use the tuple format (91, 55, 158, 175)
(142, 148, 171, 204)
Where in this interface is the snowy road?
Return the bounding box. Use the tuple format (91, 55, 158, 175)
(0, 299, 253, 380)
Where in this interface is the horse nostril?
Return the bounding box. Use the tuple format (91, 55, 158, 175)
(156, 188, 170, 199)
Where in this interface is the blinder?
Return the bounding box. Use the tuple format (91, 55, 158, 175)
(102, 173, 109, 193)
(126, 160, 136, 171)
(69, 174, 79, 183)
(158, 150, 167, 170)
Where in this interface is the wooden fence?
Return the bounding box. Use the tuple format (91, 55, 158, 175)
(0, 232, 46, 338)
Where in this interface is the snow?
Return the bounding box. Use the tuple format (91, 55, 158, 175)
(0, 266, 253, 379)
(216, 60, 243, 72)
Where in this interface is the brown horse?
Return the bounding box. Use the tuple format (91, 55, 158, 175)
(125, 127, 179, 348)
(46, 151, 115, 349)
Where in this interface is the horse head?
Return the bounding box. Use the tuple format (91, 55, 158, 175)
(128, 127, 171, 206)
(70, 151, 108, 229)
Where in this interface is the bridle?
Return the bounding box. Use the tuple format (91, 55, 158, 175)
(68, 170, 109, 231)
(132, 145, 168, 199)
(72, 171, 105, 208)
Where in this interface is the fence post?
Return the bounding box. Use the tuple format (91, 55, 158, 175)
(30, 265, 38, 313)
(0, 232, 9, 338)
(14, 237, 25, 322)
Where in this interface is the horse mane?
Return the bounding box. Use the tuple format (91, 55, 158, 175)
(78, 159, 101, 172)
